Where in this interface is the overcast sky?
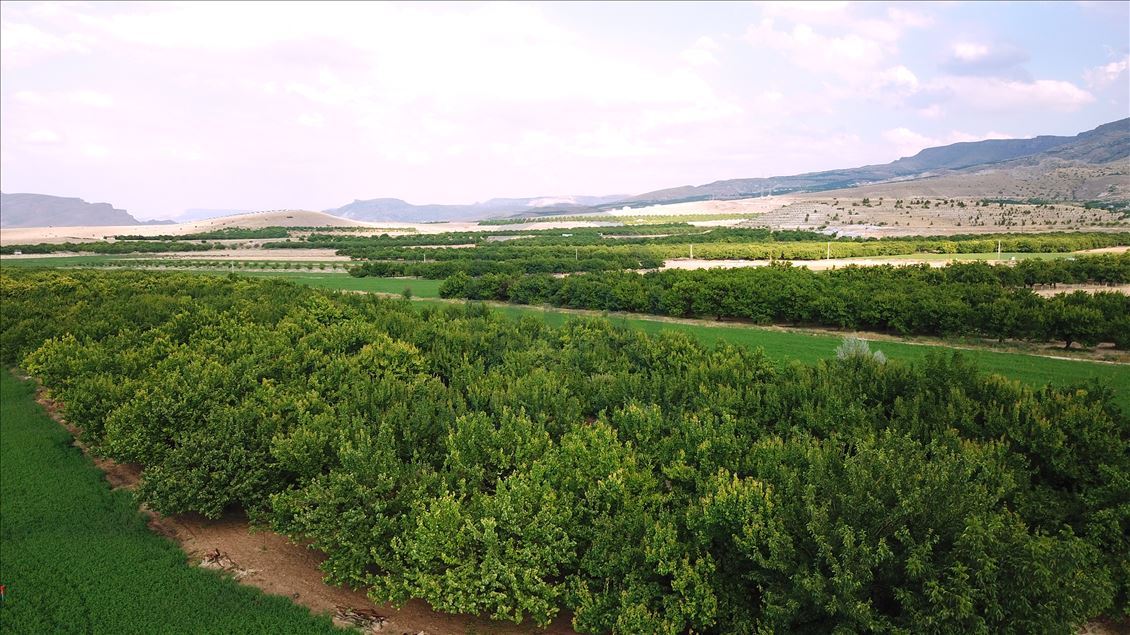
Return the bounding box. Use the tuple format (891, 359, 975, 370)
(1, 1, 1128, 219)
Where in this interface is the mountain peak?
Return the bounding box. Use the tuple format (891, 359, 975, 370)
(0, 192, 145, 228)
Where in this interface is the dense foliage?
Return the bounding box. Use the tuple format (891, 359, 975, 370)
(441, 254, 1130, 348)
(2, 269, 1127, 632)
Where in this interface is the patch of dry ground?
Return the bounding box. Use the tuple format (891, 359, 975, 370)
(30, 382, 576, 635)
(745, 196, 1128, 237)
(821, 160, 1130, 203)
(1031, 283, 1130, 297)
(153, 249, 352, 262)
(599, 196, 797, 216)
(662, 257, 955, 271)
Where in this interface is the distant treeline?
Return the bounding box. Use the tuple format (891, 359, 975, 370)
(114, 227, 291, 240)
(0, 241, 220, 255)
(5, 229, 1127, 259)
(350, 254, 662, 278)
(284, 228, 1130, 252)
(440, 254, 1130, 348)
(339, 232, 1130, 280)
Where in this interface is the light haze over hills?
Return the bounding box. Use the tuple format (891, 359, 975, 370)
(2, 119, 1126, 227)
(2, 2, 1127, 220)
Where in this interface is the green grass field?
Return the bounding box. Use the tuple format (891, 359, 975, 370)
(212, 271, 443, 297)
(0, 370, 340, 634)
(165, 270, 1126, 410)
(872, 251, 1094, 263)
(3, 264, 1125, 409)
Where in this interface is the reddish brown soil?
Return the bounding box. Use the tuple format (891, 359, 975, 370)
(30, 381, 577, 635)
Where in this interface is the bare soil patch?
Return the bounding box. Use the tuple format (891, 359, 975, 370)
(1031, 283, 1130, 297)
(1077, 246, 1129, 254)
(151, 249, 351, 261)
(662, 257, 952, 271)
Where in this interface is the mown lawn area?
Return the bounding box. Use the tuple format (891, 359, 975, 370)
(0, 369, 340, 634)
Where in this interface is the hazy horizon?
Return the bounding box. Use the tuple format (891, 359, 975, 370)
(2, 1, 1128, 220)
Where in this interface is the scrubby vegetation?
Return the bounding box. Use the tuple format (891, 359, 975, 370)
(2, 269, 1126, 632)
(441, 254, 1130, 348)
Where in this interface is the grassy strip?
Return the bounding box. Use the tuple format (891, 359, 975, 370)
(199, 271, 444, 297)
(416, 300, 1130, 411)
(0, 255, 128, 268)
(182, 271, 1123, 405)
(0, 370, 340, 634)
(870, 251, 1098, 262)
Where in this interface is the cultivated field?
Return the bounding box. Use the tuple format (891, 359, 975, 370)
(0, 371, 341, 634)
(4, 269, 1125, 633)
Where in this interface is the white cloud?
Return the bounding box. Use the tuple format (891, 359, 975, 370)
(875, 65, 919, 91)
(747, 19, 889, 77)
(1084, 55, 1130, 89)
(25, 129, 62, 144)
(885, 7, 933, 30)
(163, 146, 204, 162)
(681, 36, 720, 66)
(882, 127, 938, 157)
(0, 20, 90, 67)
(883, 127, 1013, 157)
(744, 5, 931, 103)
(81, 144, 110, 158)
(0, 1, 1122, 216)
(297, 113, 325, 128)
(929, 77, 1094, 112)
(71, 90, 114, 108)
(941, 41, 1030, 78)
(14, 90, 46, 105)
(917, 104, 945, 119)
(759, 2, 852, 24)
(952, 42, 990, 62)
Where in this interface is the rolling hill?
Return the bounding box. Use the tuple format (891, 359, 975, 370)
(0, 193, 163, 228)
(326, 194, 626, 222)
(625, 118, 1130, 206)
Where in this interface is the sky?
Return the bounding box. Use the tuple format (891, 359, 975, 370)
(1, 1, 1128, 220)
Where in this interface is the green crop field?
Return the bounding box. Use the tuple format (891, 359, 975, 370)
(419, 300, 1130, 411)
(160, 270, 1124, 408)
(211, 271, 443, 297)
(0, 370, 340, 634)
(0, 255, 128, 268)
(871, 251, 1096, 263)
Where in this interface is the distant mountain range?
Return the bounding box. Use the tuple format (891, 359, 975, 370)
(0, 193, 172, 228)
(5, 119, 1126, 227)
(326, 194, 627, 223)
(623, 118, 1129, 206)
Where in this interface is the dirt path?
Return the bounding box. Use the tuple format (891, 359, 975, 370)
(30, 381, 576, 635)
(1077, 246, 1129, 254)
(1031, 283, 1130, 297)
